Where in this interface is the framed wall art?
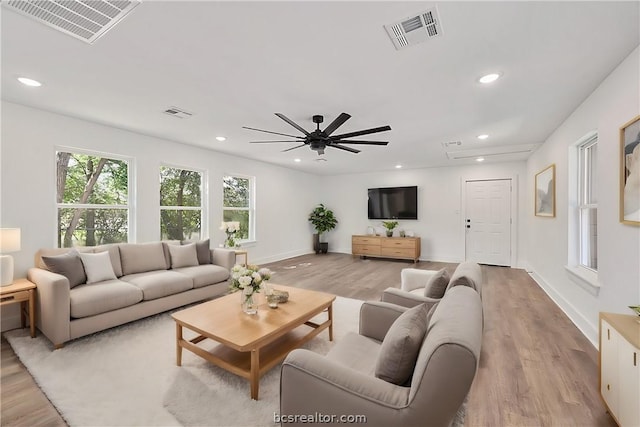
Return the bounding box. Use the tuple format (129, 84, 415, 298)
(535, 164, 555, 217)
(620, 115, 640, 225)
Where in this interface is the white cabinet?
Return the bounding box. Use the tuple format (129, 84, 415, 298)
(599, 313, 640, 427)
(617, 337, 639, 427)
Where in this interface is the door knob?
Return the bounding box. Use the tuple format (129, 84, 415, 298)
(466, 225, 471, 229)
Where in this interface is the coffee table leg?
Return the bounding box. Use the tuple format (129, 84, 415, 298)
(250, 349, 259, 400)
(328, 304, 334, 341)
(176, 323, 183, 366)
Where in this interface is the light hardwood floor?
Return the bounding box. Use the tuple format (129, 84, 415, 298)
(1, 253, 615, 426)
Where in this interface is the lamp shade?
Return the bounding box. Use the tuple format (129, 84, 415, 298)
(0, 228, 21, 253)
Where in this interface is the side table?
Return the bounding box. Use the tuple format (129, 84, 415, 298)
(0, 278, 36, 337)
(234, 249, 248, 267)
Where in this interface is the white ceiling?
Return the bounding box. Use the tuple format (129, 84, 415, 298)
(2, 1, 639, 175)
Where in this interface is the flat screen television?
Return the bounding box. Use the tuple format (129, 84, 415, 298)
(368, 186, 418, 220)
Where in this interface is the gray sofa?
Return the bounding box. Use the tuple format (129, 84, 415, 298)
(280, 285, 483, 427)
(28, 241, 235, 348)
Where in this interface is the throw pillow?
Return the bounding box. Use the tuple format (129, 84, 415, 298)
(42, 249, 87, 288)
(79, 251, 117, 284)
(424, 268, 450, 299)
(168, 243, 199, 269)
(182, 239, 211, 265)
(375, 303, 429, 385)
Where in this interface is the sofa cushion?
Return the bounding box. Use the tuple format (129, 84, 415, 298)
(120, 270, 193, 300)
(326, 332, 381, 376)
(42, 249, 87, 288)
(92, 244, 123, 277)
(161, 240, 181, 269)
(375, 303, 429, 385)
(171, 264, 230, 288)
(168, 243, 199, 269)
(119, 242, 167, 275)
(34, 247, 93, 270)
(181, 239, 212, 265)
(424, 268, 449, 299)
(79, 251, 117, 284)
(70, 279, 143, 318)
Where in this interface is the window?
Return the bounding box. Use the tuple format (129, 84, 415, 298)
(160, 166, 203, 240)
(223, 175, 254, 241)
(56, 151, 130, 247)
(577, 137, 598, 270)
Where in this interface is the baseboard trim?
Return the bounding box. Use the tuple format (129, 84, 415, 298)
(251, 249, 313, 265)
(528, 269, 598, 348)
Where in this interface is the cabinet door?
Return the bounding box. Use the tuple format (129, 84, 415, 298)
(601, 320, 619, 417)
(618, 336, 640, 427)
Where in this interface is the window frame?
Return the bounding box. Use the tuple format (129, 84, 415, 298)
(159, 163, 207, 241)
(577, 137, 598, 272)
(565, 131, 599, 294)
(222, 174, 256, 243)
(54, 146, 134, 247)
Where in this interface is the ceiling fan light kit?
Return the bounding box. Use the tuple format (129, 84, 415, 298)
(244, 113, 391, 156)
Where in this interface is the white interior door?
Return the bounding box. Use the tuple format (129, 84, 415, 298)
(465, 179, 512, 266)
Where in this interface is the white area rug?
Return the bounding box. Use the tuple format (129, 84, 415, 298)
(6, 296, 467, 426)
(5, 297, 363, 426)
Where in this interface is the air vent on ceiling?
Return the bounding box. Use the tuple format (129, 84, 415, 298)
(441, 141, 462, 148)
(384, 7, 442, 50)
(3, 0, 140, 44)
(163, 106, 194, 119)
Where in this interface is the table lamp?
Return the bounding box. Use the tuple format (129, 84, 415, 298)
(0, 228, 21, 286)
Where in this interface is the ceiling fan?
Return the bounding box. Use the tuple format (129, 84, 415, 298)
(243, 113, 391, 155)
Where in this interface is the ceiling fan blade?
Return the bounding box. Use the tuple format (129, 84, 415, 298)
(322, 113, 351, 136)
(249, 140, 306, 143)
(281, 144, 308, 152)
(328, 144, 360, 154)
(331, 140, 389, 145)
(275, 113, 310, 136)
(242, 126, 302, 139)
(332, 125, 392, 140)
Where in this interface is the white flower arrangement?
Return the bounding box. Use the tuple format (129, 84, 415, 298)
(220, 221, 240, 233)
(220, 221, 241, 248)
(229, 264, 272, 300)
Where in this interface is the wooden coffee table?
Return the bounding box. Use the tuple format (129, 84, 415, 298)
(171, 284, 335, 400)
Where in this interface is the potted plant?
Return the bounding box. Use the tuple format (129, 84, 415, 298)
(382, 220, 398, 237)
(308, 204, 338, 254)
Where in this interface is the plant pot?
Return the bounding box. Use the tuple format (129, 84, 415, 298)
(386, 230, 393, 237)
(319, 242, 329, 254)
(313, 233, 320, 253)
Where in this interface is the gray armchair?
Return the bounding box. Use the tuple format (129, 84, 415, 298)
(280, 286, 483, 427)
(381, 261, 483, 308)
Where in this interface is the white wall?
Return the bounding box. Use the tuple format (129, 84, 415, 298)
(1, 102, 320, 329)
(319, 162, 528, 266)
(524, 47, 640, 345)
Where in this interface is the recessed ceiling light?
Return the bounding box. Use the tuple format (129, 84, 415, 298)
(476, 157, 485, 162)
(17, 77, 42, 87)
(477, 134, 489, 140)
(478, 73, 501, 84)
(294, 158, 301, 163)
(215, 136, 226, 142)
(395, 164, 402, 169)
